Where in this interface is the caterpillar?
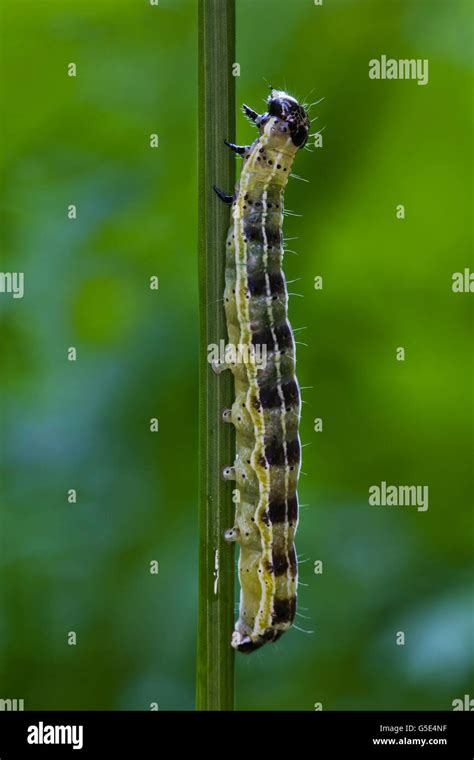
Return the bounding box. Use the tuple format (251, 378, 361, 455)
(214, 89, 310, 654)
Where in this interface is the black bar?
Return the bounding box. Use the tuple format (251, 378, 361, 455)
(0, 710, 472, 757)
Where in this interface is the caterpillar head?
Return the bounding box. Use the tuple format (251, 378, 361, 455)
(267, 89, 310, 149)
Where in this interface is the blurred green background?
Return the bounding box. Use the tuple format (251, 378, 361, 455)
(1, 0, 472, 710)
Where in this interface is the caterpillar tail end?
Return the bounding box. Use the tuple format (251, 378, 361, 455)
(231, 628, 284, 654)
(231, 631, 265, 654)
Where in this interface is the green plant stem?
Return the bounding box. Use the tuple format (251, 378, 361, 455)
(196, 0, 236, 712)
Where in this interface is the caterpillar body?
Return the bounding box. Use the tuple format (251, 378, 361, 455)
(214, 90, 310, 654)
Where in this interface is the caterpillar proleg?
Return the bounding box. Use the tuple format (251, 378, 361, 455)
(216, 90, 310, 654)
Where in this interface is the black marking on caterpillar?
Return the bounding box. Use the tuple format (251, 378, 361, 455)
(216, 89, 310, 654)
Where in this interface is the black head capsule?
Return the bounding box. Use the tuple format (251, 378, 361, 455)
(266, 89, 311, 149)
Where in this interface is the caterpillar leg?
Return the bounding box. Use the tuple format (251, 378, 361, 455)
(213, 185, 234, 205)
(224, 526, 240, 543)
(222, 465, 236, 481)
(242, 104, 260, 123)
(222, 408, 232, 423)
(224, 140, 250, 156)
